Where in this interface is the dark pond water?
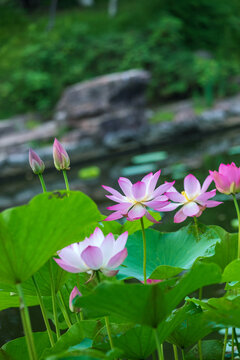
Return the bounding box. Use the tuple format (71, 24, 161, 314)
(1, 125, 240, 356)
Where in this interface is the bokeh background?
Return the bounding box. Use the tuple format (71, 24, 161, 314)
(1, 0, 240, 226)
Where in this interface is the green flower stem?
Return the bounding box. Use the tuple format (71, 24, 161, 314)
(233, 327, 240, 356)
(16, 283, 38, 360)
(198, 340, 203, 360)
(193, 216, 199, 241)
(80, 311, 84, 321)
(198, 285, 203, 360)
(161, 344, 164, 359)
(154, 329, 164, 360)
(96, 270, 101, 283)
(222, 328, 228, 360)
(58, 290, 72, 328)
(194, 217, 203, 360)
(75, 313, 80, 323)
(181, 349, 185, 360)
(49, 260, 60, 339)
(63, 170, 70, 192)
(140, 218, 147, 285)
(38, 174, 47, 193)
(32, 275, 55, 347)
(104, 315, 114, 351)
(232, 194, 240, 259)
(173, 345, 179, 360)
(232, 329, 234, 360)
(95, 271, 114, 352)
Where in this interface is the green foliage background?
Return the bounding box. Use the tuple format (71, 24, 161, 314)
(1, 0, 240, 118)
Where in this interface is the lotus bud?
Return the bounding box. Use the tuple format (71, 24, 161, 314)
(69, 286, 82, 313)
(53, 138, 70, 171)
(29, 149, 45, 174)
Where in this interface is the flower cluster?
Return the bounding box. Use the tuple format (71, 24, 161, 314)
(103, 171, 222, 224)
(29, 138, 70, 175)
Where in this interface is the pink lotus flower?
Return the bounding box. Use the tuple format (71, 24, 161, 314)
(102, 170, 174, 223)
(29, 149, 45, 174)
(141, 279, 162, 284)
(209, 163, 240, 195)
(69, 286, 82, 313)
(53, 138, 70, 171)
(54, 227, 128, 277)
(161, 174, 222, 223)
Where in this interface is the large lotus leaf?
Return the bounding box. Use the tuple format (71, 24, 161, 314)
(204, 225, 237, 270)
(185, 340, 223, 360)
(76, 262, 222, 328)
(1, 331, 54, 360)
(77, 281, 166, 327)
(45, 348, 109, 360)
(118, 224, 220, 281)
(189, 296, 240, 328)
(0, 290, 39, 311)
(43, 320, 102, 359)
(222, 259, 240, 282)
(165, 262, 222, 313)
(94, 303, 191, 359)
(0, 191, 101, 285)
(0, 350, 10, 360)
(167, 305, 219, 348)
(94, 325, 155, 359)
(156, 303, 194, 344)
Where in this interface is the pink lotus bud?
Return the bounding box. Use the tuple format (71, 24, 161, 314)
(53, 138, 70, 171)
(69, 286, 82, 313)
(29, 149, 45, 174)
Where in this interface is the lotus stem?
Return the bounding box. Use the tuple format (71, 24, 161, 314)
(233, 328, 240, 357)
(16, 283, 38, 360)
(154, 329, 164, 360)
(181, 348, 185, 360)
(198, 340, 203, 360)
(95, 271, 115, 353)
(105, 315, 114, 351)
(32, 275, 55, 347)
(193, 216, 199, 241)
(173, 344, 179, 360)
(49, 260, 60, 339)
(232, 329, 235, 360)
(38, 174, 47, 193)
(140, 218, 147, 285)
(63, 170, 70, 192)
(232, 194, 240, 259)
(222, 328, 228, 360)
(58, 290, 72, 328)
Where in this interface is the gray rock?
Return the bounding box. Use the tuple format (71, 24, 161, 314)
(228, 104, 240, 116)
(200, 109, 225, 124)
(56, 69, 150, 125)
(103, 129, 139, 149)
